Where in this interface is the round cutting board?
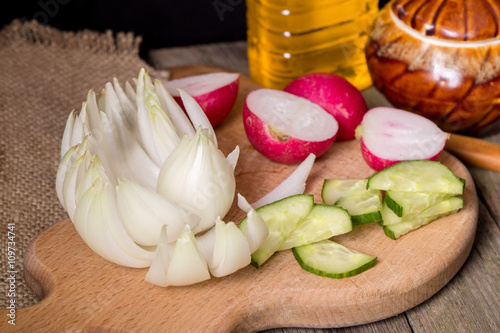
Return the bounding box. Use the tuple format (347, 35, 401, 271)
(4, 66, 478, 333)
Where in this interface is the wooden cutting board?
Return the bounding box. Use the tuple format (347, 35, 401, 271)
(3, 66, 478, 332)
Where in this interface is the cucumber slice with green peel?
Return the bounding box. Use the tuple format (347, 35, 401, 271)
(321, 178, 369, 205)
(383, 196, 464, 239)
(367, 160, 465, 195)
(385, 190, 452, 217)
(239, 194, 315, 268)
(292, 240, 377, 279)
(322, 178, 383, 225)
(278, 204, 352, 251)
(381, 200, 403, 226)
(335, 192, 383, 225)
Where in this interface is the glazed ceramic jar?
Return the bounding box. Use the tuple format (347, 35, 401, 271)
(366, 0, 500, 133)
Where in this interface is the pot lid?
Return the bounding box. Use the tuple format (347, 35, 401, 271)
(392, 0, 500, 41)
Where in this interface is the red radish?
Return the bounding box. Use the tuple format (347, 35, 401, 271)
(243, 88, 338, 164)
(163, 72, 240, 127)
(355, 107, 449, 171)
(284, 73, 368, 141)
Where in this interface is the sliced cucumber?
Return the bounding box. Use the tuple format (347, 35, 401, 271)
(239, 194, 315, 268)
(278, 204, 352, 251)
(322, 178, 382, 225)
(335, 192, 383, 225)
(367, 160, 465, 195)
(321, 178, 368, 204)
(380, 200, 403, 226)
(385, 190, 452, 217)
(292, 240, 377, 279)
(383, 196, 464, 239)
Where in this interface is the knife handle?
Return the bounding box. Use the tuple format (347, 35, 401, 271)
(445, 133, 500, 173)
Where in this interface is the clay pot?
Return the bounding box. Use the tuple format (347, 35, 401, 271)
(365, 0, 500, 134)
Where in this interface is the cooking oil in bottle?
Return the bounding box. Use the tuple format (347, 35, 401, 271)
(246, 0, 379, 90)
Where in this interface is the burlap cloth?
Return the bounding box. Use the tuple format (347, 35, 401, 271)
(0, 19, 169, 309)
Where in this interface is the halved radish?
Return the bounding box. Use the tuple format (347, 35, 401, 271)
(284, 73, 368, 141)
(355, 107, 449, 171)
(163, 72, 240, 127)
(243, 88, 338, 164)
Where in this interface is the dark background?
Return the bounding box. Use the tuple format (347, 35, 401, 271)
(1, 0, 390, 60)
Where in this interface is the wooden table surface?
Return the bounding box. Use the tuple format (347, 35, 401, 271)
(148, 40, 500, 333)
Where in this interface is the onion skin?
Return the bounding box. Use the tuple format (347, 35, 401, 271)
(366, 0, 500, 134)
(242, 102, 336, 164)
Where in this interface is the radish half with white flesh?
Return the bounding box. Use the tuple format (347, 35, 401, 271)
(163, 72, 240, 127)
(355, 107, 449, 171)
(284, 73, 368, 141)
(243, 88, 338, 164)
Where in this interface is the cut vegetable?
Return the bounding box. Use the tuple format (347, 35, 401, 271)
(292, 240, 377, 279)
(116, 178, 200, 246)
(284, 72, 368, 141)
(321, 178, 369, 204)
(244, 209, 270, 254)
(335, 193, 383, 225)
(239, 194, 315, 267)
(367, 160, 465, 195)
(243, 88, 338, 164)
(384, 190, 452, 218)
(163, 72, 240, 127)
(246, 153, 316, 210)
(165, 224, 211, 286)
(383, 196, 464, 239)
(278, 204, 352, 251)
(355, 107, 449, 171)
(156, 127, 236, 234)
(322, 178, 382, 225)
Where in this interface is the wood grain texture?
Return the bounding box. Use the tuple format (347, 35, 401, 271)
(0, 66, 479, 333)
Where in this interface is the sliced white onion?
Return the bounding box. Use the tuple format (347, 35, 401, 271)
(73, 179, 154, 268)
(101, 85, 161, 190)
(75, 154, 110, 206)
(136, 69, 180, 167)
(154, 79, 196, 138)
(194, 225, 216, 262)
(245, 209, 269, 254)
(144, 225, 171, 287)
(56, 144, 79, 208)
(157, 128, 236, 234)
(251, 153, 316, 209)
(237, 193, 253, 213)
(60, 111, 75, 158)
(178, 88, 217, 147)
(112, 77, 139, 136)
(165, 224, 210, 286)
(125, 81, 137, 104)
(226, 145, 240, 171)
(62, 138, 89, 220)
(116, 178, 200, 246)
(207, 219, 251, 278)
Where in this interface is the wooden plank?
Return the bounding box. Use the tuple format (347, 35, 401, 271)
(0, 66, 479, 333)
